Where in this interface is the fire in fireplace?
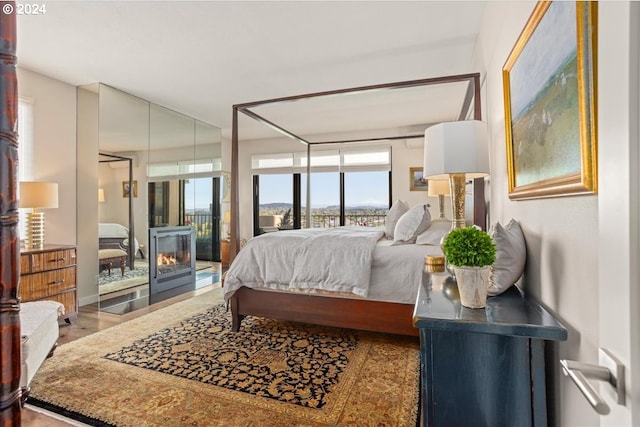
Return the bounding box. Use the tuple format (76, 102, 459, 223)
(149, 226, 196, 302)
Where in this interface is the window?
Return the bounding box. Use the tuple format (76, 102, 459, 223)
(344, 171, 389, 227)
(301, 172, 340, 228)
(257, 174, 294, 232)
(252, 146, 391, 234)
(148, 158, 224, 261)
(17, 98, 34, 242)
(18, 98, 34, 181)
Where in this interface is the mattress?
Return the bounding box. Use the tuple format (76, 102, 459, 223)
(224, 227, 443, 305)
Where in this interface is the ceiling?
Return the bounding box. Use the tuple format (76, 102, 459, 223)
(16, 1, 486, 148)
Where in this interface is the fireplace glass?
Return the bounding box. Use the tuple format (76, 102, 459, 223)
(149, 226, 196, 300)
(156, 233, 192, 276)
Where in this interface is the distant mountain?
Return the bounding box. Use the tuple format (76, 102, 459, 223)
(260, 203, 387, 210)
(346, 204, 388, 210)
(260, 203, 293, 209)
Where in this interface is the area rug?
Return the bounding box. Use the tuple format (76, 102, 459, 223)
(28, 289, 419, 427)
(98, 262, 149, 295)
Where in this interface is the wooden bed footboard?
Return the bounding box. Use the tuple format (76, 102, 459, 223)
(230, 287, 418, 337)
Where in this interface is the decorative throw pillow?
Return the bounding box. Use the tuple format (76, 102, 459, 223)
(393, 204, 432, 244)
(385, 200, 410, 239)
(416, 219, 452, 246)
(488, 219, 526, 296)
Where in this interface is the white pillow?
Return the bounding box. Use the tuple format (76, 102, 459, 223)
(416, 219, 451, 246)
(385, 200, 410, 239)
(488, 219, 526, 296)
(393, 204, 432, 244)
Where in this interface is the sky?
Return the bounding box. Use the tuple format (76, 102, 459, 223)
(183, 171, 390, 210)
(262, 171, 389, 208)
(508, 1, 577, 117)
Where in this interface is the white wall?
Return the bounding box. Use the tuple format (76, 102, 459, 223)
(77, 86, 99, 305)
(17, 68, 77, 247)
(475, 2, 638, 425)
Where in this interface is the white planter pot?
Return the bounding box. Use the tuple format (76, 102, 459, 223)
(452, 265, 491, 309)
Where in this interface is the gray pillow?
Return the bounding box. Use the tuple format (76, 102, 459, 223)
(385, 200, 409, 239)
(416, 219, 451, 246)
(488, 219, 526, 296)
(393, 204, 432, 244)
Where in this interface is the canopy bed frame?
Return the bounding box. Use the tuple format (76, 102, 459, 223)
(99, 152, 136, 270)
(228, 73, 484, 336)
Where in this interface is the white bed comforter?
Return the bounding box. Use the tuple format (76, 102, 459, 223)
(223, 227, 385, 301)
(99, 222, 140, 254)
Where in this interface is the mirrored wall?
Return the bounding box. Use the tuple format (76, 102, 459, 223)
(81, 83, 222, 313)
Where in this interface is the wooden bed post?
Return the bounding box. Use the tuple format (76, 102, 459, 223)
(229, 106, 239, 263)
(0, 2, 23, 423)
(472, 73, 487, 230)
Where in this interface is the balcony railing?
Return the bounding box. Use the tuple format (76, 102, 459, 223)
(164, 212, 388, 236)
(301, 214, 386, 228)
(185, 213, 213, 238)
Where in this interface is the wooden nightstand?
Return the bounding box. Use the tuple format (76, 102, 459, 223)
(20, 244, 78, 323)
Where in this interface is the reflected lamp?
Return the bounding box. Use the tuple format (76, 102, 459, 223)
(98, 188, 105, 203)
(20, 181, 59, 249)
(223, 210, 231, 239)
(427, 179, 450, 220)
(423, 120, 489, 230)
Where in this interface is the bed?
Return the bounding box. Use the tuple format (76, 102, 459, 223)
(227, 74, 484, 337)
(98, 223, 141, 258)
(224, 224, 446, 336)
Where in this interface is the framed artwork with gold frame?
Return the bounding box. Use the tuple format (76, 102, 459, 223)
(502, 1, 597, 200)
(410, 167, 429, 191)
(122, 180, 138, 198)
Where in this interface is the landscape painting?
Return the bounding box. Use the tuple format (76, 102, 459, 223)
(503, 1, 597, 199)
(410, 167, 429, 191)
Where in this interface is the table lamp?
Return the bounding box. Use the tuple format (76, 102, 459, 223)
(20, 181, 59, 249)
(423, 120, 489, 230)
(223, 210, 231, 239)
(428, 179, 450, 220)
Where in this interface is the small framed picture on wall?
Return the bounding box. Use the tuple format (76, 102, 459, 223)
(122, 180, 138, 198)
(410, 167, 429, 191)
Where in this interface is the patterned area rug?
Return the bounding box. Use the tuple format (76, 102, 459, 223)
(28, 288, 419, 427)
(98, 262, 149, 295)
(98, 262, 149, 286)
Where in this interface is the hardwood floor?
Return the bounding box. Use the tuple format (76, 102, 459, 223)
(22, 264, 222, 426)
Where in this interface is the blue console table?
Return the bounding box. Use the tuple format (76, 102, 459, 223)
(413, 269, 567, 427)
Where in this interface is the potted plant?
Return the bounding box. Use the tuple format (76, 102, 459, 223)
(442, 226, 496, 308)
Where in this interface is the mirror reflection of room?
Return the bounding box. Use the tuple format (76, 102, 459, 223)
(89, 83, 223, 315)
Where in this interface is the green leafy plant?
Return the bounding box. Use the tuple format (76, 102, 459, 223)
(442, 226, 496, 267)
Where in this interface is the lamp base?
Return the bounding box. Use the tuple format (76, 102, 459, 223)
(26, 211, 45, 249)
(449, 173, 467, 230)
(437, 194, 447, 220)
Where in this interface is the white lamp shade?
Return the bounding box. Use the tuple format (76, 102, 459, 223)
(427, 180, 450, 196)
(423, 120, 490, 180)
(19, 182, 59, 209)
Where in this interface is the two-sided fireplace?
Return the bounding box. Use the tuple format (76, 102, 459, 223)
(149, 226, 196, 303)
